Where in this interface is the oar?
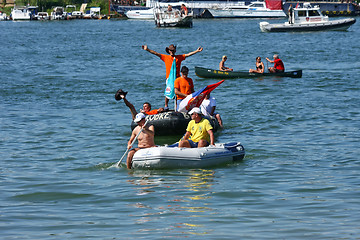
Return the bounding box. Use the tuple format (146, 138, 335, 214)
(116, 120, 148, 167)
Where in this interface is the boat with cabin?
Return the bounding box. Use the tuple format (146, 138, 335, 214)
(113, 0, 360, 18)
(125, 7, 154, 19)
(50, 6, 66, 20)
(130, 142, 245, 169)
(260, 2, 356, 32)
(37, 12, 49, 20)
(208, 0, 286, 18)
(0, 12, 8, 21)
(195, 66, 302, 79)
(11, 5, 38, 20)
(153, 5, 193, 27)
(83, 7, 102, 19)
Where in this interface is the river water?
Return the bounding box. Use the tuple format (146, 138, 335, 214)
(1, 18, 360, 239)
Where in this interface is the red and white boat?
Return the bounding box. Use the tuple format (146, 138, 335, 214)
(208, 0, 286, 18)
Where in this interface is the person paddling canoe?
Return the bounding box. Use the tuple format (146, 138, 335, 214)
(266, 54, 285, 73)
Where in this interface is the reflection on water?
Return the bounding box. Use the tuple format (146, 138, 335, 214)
(127, 169, 217, 236)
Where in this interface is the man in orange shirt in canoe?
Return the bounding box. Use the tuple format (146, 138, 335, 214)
(142, 44, 203, 109)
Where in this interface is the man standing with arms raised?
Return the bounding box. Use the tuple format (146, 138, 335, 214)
(142, 44, 203, 109)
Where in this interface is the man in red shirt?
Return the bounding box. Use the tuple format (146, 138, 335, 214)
(266, 54, 285, 73)
(142, 44, 203, 109)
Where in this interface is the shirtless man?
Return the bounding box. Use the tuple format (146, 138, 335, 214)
(126, 113, 155, 169)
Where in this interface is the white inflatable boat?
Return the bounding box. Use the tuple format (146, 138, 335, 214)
(131, 142, 245, 169)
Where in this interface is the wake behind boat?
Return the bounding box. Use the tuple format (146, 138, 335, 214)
(208, 0, 286, 18)
(195, 66, 302, 79)
(131, 142, 245, 169)
(260, 2, 356, 32)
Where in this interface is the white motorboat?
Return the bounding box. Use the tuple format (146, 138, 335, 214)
(50, 6, 66, 20)
(71, 11, 83, 19)
(37, 12, 49, 20)
(260, 2, 356, 32)
(11, 6, 31, 20)
(83, 7, 101, 19)
(208, 0, 286, 18)
(131, 142, 245, 169)
(0, 12, 8, 21)
(154, 6, 193, 27)
(125, 8, 154, 19)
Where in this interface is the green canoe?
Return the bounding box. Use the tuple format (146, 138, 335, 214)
(195, 67, 302, 79)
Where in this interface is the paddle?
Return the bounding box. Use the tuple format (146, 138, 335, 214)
(116, 120, 149, 167)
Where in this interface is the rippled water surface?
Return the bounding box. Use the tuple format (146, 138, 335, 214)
(1, 18, 360, 239)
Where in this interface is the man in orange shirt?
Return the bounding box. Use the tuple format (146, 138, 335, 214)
(142, 44, 203, 109)
(174, 66, 194, 111)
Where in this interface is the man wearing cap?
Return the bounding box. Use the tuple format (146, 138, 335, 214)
(179, 107, 215, 148)
(141, 44, 203, 109)
(126, 113, 155, 169)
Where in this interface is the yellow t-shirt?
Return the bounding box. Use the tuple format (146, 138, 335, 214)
(186, 118, 213, 143)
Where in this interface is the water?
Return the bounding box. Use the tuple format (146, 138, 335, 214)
(1, 18, 360, 239)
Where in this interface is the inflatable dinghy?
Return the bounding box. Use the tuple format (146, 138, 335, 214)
(131, 111, 220, 136)
(131, 142, 245, 169)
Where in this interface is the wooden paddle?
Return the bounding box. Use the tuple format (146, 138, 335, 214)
(116, 120, 149, 167)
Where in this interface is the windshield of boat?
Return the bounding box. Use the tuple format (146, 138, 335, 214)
(309, 10, 320, 16)
(297, 10, 306, 17)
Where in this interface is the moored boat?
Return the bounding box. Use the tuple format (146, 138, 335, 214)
(208, 0, 286, 18)
(50, 6, 66, 20)
(153, 6, 193, 27)
(131, 142, 245, 169)
(130, 111, 220, 136)
(195, 66, 302, 79)
(37, 12, 49, 20)
(0, 12, 8, 21)
(11, 6, 31, 20)
(125, 8, 154, 19)
(83, 7, 102, 19)
(260, 2, 356, 32)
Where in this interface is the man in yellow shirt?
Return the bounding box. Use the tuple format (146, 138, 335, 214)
(179, 107, 215, 148)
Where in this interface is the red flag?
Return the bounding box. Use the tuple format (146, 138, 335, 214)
(178, 80, 225, 112)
